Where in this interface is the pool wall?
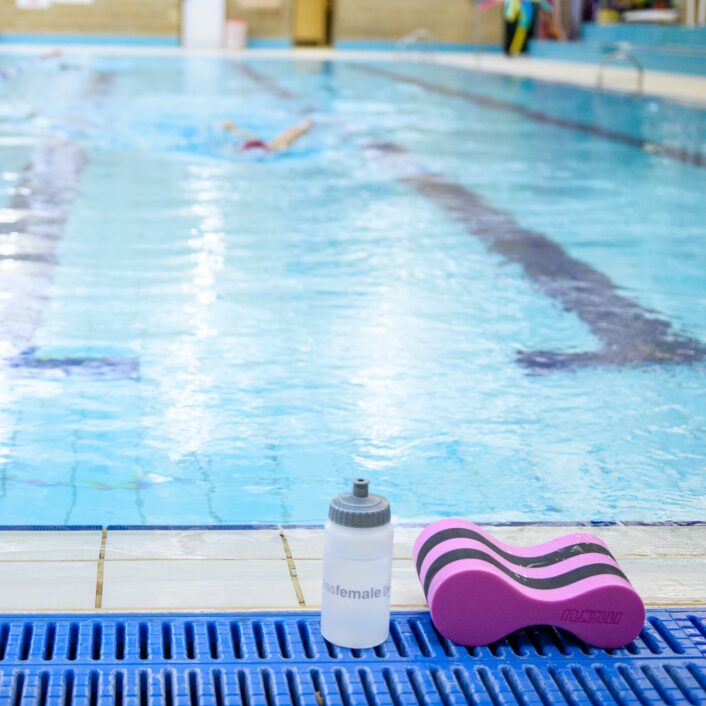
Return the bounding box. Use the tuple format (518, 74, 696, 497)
(0, 33, 179, 47)
(531, 23, 706, 77)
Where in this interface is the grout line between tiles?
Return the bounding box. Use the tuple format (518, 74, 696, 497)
(94, 527, 108, 609)
(98, 557, 313, 563)
(279, 527, 307, 608)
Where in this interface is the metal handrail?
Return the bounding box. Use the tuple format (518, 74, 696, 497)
(597, 41, 644, 95)
(395, 28, 434, 54)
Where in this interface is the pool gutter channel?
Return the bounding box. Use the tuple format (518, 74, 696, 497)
(0, 611, 705, 706)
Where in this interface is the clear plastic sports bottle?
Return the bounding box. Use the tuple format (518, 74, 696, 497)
(320, 478, 394, 648)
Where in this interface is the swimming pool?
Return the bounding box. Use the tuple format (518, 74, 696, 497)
(0, 54, 705, 525)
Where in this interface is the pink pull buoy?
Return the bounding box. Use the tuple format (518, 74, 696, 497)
(413, 519, 645, 649)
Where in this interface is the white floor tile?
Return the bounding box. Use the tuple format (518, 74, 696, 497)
(0, 561, 97, 610)
(285, 526, 422, 560)
(0, 531, 102, 561)
(391, 561, 426, 607)
(102, 560, 298, 609)
(620, 557, 706, 605)
(594, 526, 706, 558)
(394, 527, 422, 559)
(285, 529, 325, 559)
(295, 559, 425, 608)
(294, 559, 323, 605)
(104, 530, 285, 560)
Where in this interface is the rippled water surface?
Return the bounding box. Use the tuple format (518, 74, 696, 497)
(0, 54, 705, 524)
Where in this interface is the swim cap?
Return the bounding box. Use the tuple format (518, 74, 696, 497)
(242, 139, 269, 152)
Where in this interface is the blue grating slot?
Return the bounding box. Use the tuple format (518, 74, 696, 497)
(0, 611, 705, 705)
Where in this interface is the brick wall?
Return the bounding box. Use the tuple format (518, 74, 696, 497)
(225, 0, 502, 46)
(0, 0, 179, 36)
(0, 0, 499, 45)
(226, 0, 290, 39)
(333, 0, 502, 45)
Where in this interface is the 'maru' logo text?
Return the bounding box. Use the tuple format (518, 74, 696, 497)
(561, 609, 623, 625)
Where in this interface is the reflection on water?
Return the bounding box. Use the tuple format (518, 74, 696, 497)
(0, 55, 704, 524)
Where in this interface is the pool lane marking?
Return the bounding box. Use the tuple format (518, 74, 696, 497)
(232, 63, 299, 101)
(216, 64, 706, 369)
(352, 64, 705, 169)
(232, 62, 317, 114)
(0, 138, 86, 357)
(0, 138, 123, 503)
(0, 137, 139, 378)
(369, 142, 706, 369)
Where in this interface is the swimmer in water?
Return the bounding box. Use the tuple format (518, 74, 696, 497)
(223, 118, 314, 153)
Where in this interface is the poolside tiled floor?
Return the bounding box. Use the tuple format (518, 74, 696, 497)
(104, 529, 286, 561)
(1, 46, 704, 106)
(440, 52, 706, 106)
(0, 560, 98, 610)
(101, 558, 299, 610)
(0, 530, 102, 561)
(0, 525, 703, 612)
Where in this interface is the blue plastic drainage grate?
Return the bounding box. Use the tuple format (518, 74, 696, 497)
(0, 611, 705, 705)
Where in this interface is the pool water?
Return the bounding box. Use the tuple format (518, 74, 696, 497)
(0, 54, 704, 525)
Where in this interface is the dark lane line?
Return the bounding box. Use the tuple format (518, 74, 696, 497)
(352, 64, 705, 169)
(233, 62, 706, 370)
(0, 138, 139, 378)
(0, 137, 87, 355)
(232, 63, 299, 101)
(372, 143, 706, 369)
(0, 68, 139, 379)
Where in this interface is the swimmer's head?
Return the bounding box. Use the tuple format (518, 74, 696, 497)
(223, 120, 239, 133)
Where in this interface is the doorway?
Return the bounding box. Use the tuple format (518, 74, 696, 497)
(293, 0, 333, 45)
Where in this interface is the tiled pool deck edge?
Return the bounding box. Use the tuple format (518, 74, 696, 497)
(2, 520, 705, 530)
(0, 46, 705, 106)
(0, 525, 703, 613)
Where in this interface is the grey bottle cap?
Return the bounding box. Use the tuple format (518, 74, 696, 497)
(329, 478, 391, 528)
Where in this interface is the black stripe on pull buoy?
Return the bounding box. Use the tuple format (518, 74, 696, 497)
(415, 527, 614, 575)
(422, 548, 628, 596)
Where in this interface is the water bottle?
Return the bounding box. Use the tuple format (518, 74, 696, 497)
(320, 478, 393, 648)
